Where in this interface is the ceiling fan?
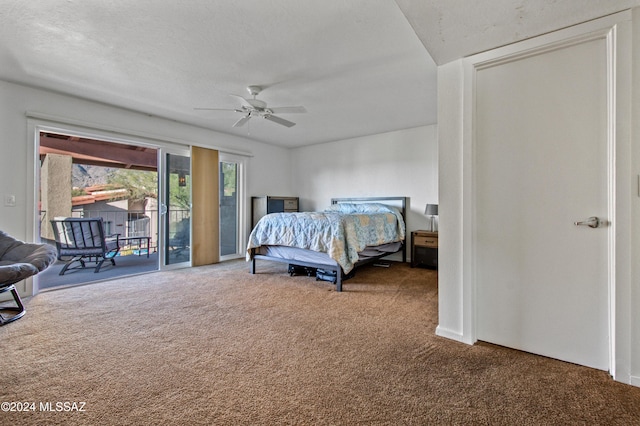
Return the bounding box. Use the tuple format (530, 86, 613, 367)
(195, 85, 306, 128)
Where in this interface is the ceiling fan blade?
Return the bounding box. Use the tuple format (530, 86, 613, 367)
(233, 116, 250, 127)
(246, 98, 267, 109)
(194, 107, 237, 111)
(269, 106, 307, 114)
(264, 114, 296, 128)
(229, 94, 254, 109)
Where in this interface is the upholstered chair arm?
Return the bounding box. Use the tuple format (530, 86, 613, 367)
(0, 262, 40, 285)
(3, 243, 58, 272)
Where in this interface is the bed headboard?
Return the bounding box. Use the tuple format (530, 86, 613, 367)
(330, 196, 407, 224)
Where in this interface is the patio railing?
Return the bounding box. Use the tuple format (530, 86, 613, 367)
(40, 209, 190, 256)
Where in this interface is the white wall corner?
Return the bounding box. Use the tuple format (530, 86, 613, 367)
(436, 59, 466, 342)
(435, 325, 470, 344)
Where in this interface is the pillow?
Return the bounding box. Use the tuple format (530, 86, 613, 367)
(325, 202, 400, 216)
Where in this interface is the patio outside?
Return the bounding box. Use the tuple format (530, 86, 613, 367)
(37, 133, 191, 290)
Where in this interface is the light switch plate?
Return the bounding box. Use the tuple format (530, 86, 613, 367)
(4, 194, 16, 207)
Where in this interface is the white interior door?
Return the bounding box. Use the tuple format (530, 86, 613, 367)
(475, 35, 610, 370)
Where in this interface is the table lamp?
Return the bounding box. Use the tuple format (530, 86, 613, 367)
(425, 204, 438, 232)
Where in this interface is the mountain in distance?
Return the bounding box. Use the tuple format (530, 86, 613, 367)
(72, 164, 115, 189)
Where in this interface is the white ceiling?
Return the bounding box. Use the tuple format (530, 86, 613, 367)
(0, 1, 638, 148)
(396, 0, 640, 65)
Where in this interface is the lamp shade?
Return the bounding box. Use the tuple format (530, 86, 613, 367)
(425, 204, 438, 216)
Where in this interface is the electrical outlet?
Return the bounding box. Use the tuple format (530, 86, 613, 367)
(4, 194, 16, 207)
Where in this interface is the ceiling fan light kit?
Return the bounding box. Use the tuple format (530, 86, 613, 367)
(196, 85, 306, 129)
(247, 85, 262, 96)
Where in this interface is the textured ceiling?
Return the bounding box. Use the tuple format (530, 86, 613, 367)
(396, 0, 640, 65)
(0, 1, 637, 148)
(0, 0, 436, 148)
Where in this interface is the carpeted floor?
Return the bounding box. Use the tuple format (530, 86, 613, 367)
(1, 260, 639, 425)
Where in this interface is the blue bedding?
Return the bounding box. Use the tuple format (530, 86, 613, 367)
(247, 203, 405, 273)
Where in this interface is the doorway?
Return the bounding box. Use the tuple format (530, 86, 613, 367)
(35, 130, 189, 289)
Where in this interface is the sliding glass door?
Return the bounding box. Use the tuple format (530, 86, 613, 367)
(219, 153, 246, 260)
(161, 151, 191, 268)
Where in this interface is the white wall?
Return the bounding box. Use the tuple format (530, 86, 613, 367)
(0, 80, 291, 261)
(435, 60, 467, 342)
(632, 7, 640, 387)
(290, 125, 438, 241)
(438, 11, 640, 386)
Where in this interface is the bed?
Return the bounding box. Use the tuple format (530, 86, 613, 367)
(247, 196, 407, 291)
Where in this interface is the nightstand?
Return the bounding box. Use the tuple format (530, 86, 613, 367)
(411, 230, 438, 269)
(251, 196, 299, 228)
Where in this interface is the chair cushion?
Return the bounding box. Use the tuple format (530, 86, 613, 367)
(0, 231, 58, 286)
(55, 219, 104, 249)
(105, 239, 119, 252)
(0, 232, 23, 259)
(3, 243, 58, 269)
(0, 262, 40, 286)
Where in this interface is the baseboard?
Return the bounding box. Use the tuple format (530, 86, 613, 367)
(630, 375, 640, 388)
(435, 325, 466, 343)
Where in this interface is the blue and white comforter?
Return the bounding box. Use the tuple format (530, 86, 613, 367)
(247, 203, 405, 273)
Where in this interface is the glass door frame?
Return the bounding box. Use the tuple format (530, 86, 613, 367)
(218, 152, 247, 261)
(27, 117, 194, 294)
(159, 147, 192, 271)
(28, 120, 174, 293)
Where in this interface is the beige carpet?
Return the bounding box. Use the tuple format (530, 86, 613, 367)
(1, 260, 638, 425)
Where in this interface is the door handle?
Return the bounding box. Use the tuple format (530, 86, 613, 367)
(574, 216, 601, 228)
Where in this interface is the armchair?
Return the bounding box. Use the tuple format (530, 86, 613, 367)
(0, 231, 57, 325)
(50, 217, 121, 275)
